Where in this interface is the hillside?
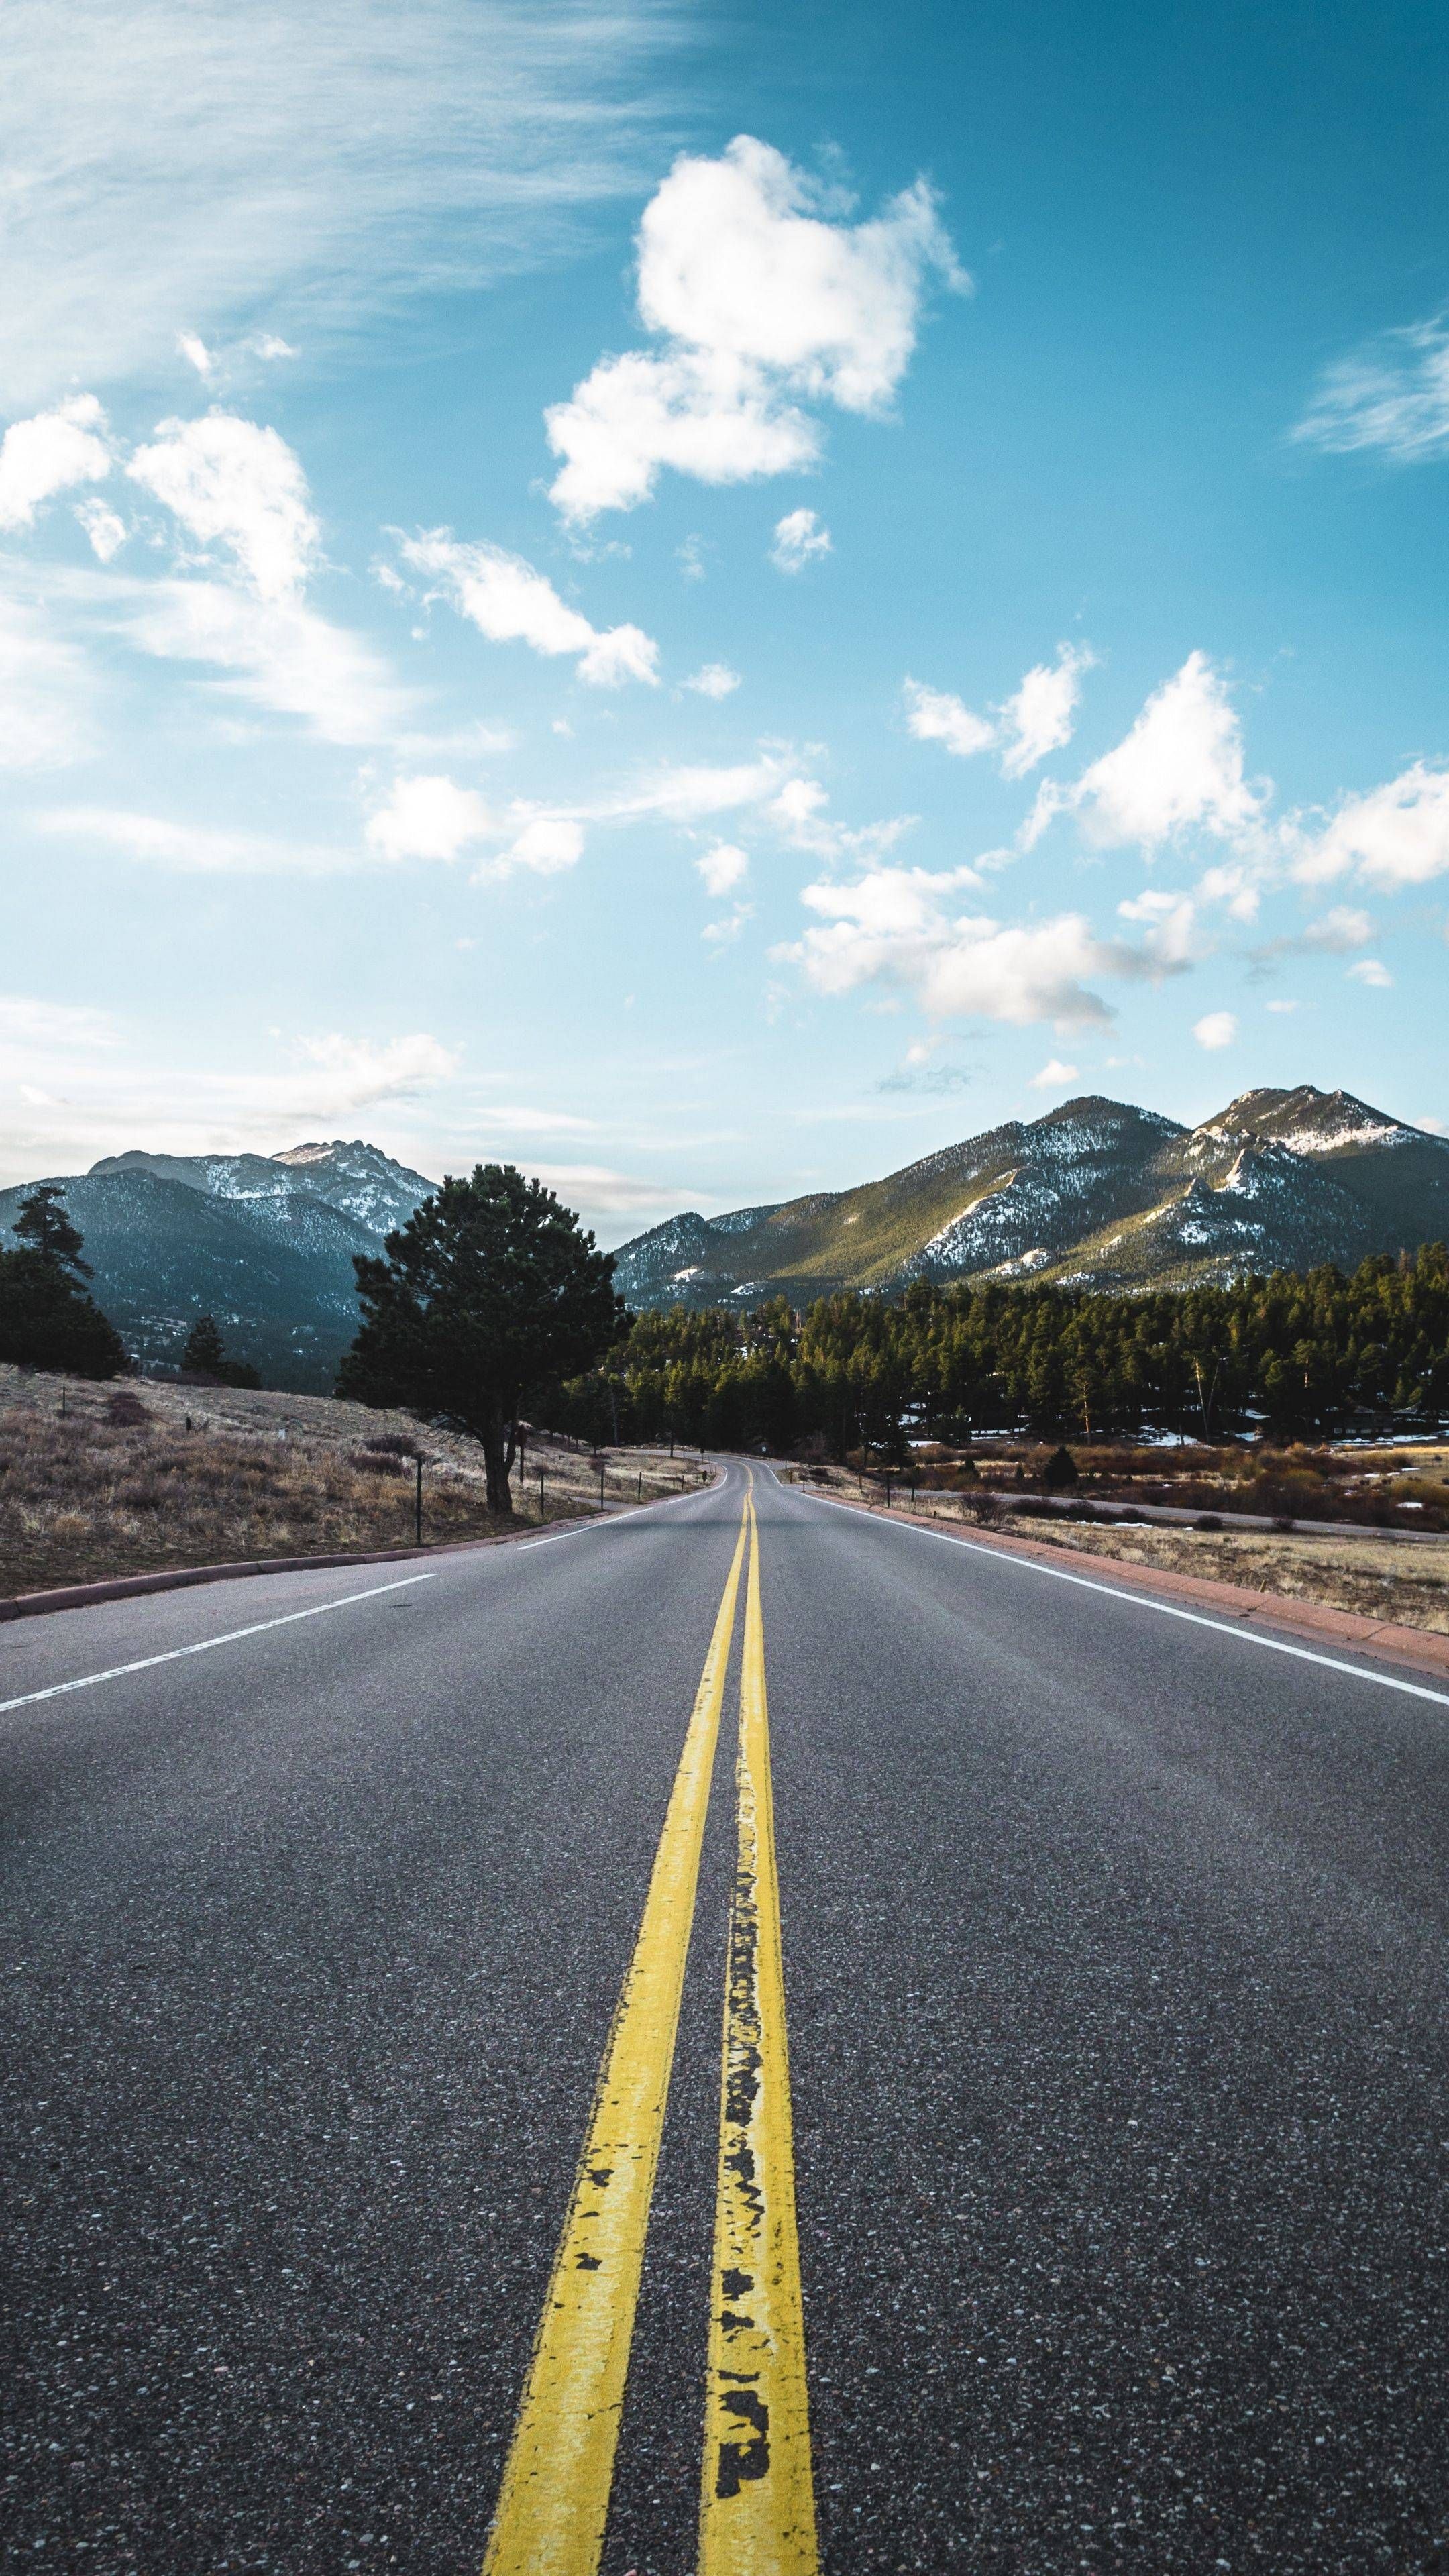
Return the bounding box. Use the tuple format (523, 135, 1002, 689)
(0, 1140, 433, 1391)
(612, 1087, 1449, 1309)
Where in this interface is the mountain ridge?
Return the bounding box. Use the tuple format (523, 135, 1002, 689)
(0, 1139, 435, 1390)
(611, 1087, 1449, 1310)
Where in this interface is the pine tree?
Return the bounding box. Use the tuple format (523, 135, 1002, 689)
(339, 1165, 623, 1513)
(180, 1313, 261, 1387)
(181, 1314, 227, 1378)
(13, 1183, 91, 1279)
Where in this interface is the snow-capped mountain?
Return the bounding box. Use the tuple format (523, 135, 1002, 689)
(0, 1140, 435, 1389)
(612, 1088, 1449, 1309)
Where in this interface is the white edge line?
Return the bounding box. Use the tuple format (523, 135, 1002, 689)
(518, 1480, 714, 1549)
(785, 1479, 1449, 1711)
(0, 1571, 438, 1717)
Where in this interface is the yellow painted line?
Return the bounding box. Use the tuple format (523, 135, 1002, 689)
(482, 1499, 749, 2576)
(700, 1483, 819, 2575)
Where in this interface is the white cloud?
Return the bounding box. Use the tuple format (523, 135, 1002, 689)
(0, 594, 96, 769)
(702, 910, 751, 947)
(781, 867, 1126, 1027)
(682, 661, 741, 698)
(1294, 761, 1449, 888)
(478, 814, 586, 882)
(1294, 313, 1449, 460)
(0, 393, 111, 531)
(1030, 1058, 1079, 1090)
(997, 644, 1094, 778)
(676, 534, 709, 580)
(547, 347, 816, 524)
(1034, 652, 1265, 853)
(0, 0, 681, 410)
(1306, 904, 1373, 951)
(1193, 1010, 1237, 1050)
(696, 841, 749, 897)
(904, 643, 1093, 777)
(902, 677, 994, 759)
(178, 331, 214, 379)
(74, 498, 126, 560)
(365, 773, 491, 863)
(1347, 957, 1393, 988)
(127, 413, 319, 600)
(1195, 859, 1266, 922)
(398, 529, 658, 686)
(766, 771, 915, 863)
(1116, 887, 1200, 968)
(771, 507, 832, 573)
(546, 134, 965, 520)
(1266, 998, 1299, 1014)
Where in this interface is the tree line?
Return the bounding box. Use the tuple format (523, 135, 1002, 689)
(544, 1246, 1449, 1456)
(7, 1165, 1449, 1505)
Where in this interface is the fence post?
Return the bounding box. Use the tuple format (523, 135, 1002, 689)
(415, 1454, 423, 1546)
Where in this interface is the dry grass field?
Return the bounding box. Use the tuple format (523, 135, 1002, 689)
(1005, 1517, 1449, 1635)
(0, 1366, 697, 1599)
(789, 1462, 1449, 1636)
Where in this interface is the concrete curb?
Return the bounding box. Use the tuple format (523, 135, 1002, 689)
(798, 1487, 1449, 1685)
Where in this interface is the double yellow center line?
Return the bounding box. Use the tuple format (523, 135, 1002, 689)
(482, 1480, 817, 2576)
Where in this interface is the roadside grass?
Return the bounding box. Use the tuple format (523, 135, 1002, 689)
(0, 1366, 694, 1598)
(790, 1460, 1449, 1637)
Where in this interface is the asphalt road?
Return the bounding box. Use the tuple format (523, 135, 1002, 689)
(3, 1460, 1448, 2574)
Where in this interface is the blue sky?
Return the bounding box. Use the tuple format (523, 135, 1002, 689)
(3, 0, 1448, 1235)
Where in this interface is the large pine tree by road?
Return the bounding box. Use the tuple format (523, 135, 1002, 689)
(337, 1164, 624, 1514)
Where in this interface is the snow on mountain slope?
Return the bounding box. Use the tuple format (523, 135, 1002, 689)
(612, 1087, 1447, 1309)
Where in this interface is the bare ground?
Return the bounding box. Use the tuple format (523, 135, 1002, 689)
(0, 1366, 699, 1599)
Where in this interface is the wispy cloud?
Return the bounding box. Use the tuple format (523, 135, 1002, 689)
(1294, 312, 1449, 461)
(0, 1020, 460, 1179)
(0, 0, 686, 407)
(0, 595, 99, 770)
(38, 806, 354, 873)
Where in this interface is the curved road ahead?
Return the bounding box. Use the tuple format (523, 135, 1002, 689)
(3, 1460, 1447, 2573)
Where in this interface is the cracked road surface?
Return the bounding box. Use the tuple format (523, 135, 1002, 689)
(3, 1457, 1447, 2572)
